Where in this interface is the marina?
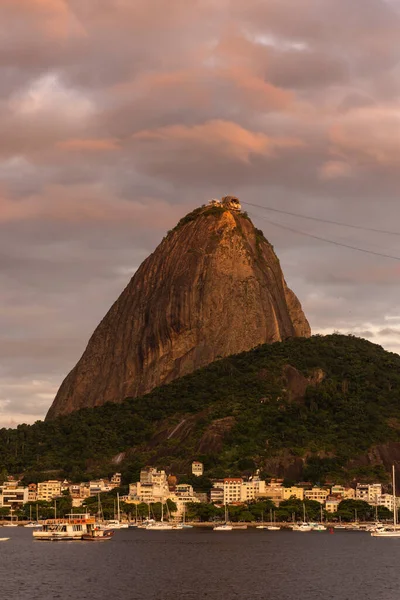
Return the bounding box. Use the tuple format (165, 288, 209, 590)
(1, 526, 400, 600)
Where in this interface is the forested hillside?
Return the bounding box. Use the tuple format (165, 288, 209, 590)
(1, 335, 400, 485)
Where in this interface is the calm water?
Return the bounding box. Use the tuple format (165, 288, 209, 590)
(1, 527, 400, 600)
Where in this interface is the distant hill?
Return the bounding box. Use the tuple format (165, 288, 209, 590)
(2, 334, 400, 486)
(47, 197, 310, 419)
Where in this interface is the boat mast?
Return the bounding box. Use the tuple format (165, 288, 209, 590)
(394, 465, 396, 527)
(117, 493, 120, 522)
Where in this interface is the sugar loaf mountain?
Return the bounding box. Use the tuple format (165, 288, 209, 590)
(47, 196, 310, 420)
(2, 196, 400, 486)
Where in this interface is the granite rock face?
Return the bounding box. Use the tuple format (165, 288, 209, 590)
(46, 203, 311, 419)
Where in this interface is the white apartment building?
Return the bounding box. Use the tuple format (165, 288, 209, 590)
(37, 480, 62, 502)
(223, 478, 243, 504)
(377, 494, 400, 512)
(192, 462, 204, 477)
(0, 482, 29, 507)
(304, 487, 329, 504)
(356, 483, 382, 504)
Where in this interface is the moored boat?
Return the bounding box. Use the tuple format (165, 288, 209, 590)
(33, 513, 96, 541)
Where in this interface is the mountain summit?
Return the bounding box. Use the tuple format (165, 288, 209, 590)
(46, 197, 311, 419)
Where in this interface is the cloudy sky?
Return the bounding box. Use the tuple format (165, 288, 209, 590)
(1, 0, 400, 427)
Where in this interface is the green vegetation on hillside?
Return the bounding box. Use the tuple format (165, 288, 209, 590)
(1, 335, 400, 483)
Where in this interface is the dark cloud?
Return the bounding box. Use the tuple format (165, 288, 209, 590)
(0, 0, 400, 425)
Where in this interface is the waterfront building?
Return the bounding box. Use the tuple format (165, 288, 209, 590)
(304, 487, 329, 504)
(356, 483, 382, 504)
(241, 477, 266, 502)
(37, 480, 62, 502)
(28, 483, 37, 502)
(376, 494, 400, 512)
(325, 495, 341, 513)
(210, 486, 224, 505)
(330, 485, 355, 499)
(131, 467, 170, 503)
(282, 486, 304, 501)
(0, 481, 29, 507)
(223, 478, 243, 504)
(192, 461, 204, 477)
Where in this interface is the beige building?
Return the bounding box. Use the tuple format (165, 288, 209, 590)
(28, 483, 37, 502)
(37, 480, 62, 502)
(264, 484, 284, 505)
(325, 496, 341, 513)
(241, 478, 266, 502)
(210, 486, 224, 504)
(331, 485, 355, 499)
(356, 483, 382, 504)
(377, 494, 400, 512)
(192, 462, 204, 477)
(130, 467, 170, 503)
(283, 486, 304, 501)
(304, 487, 329, 504)
(223, 478, 243, 504)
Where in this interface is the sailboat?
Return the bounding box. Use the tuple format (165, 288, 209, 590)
(213, 504, 233, 531)
(106, 493, 129, 529)
(371, 465, 400, 537)
(293, 504, 312, 531)
(267, 509, 280, 531)
(256, 510, 268, 530)
(3, 507, 18, 527)
(312, 506, 327, 531)
(179, 503, 193, 529)
(24, 504, 41, 528)
(146, 501, 174, 530)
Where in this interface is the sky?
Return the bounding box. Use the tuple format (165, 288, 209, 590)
(1, 0, 400, 427)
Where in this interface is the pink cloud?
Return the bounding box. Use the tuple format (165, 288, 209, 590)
(132, 119, 304, 163)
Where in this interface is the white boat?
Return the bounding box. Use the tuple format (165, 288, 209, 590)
(33, 513, 96, 541)
(371, 465, 400, 538)
(24, 522, 41, 528)
(213, 504, 232, 531)
(0, 538, 9, 541)
(3, 522, 18, 527)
